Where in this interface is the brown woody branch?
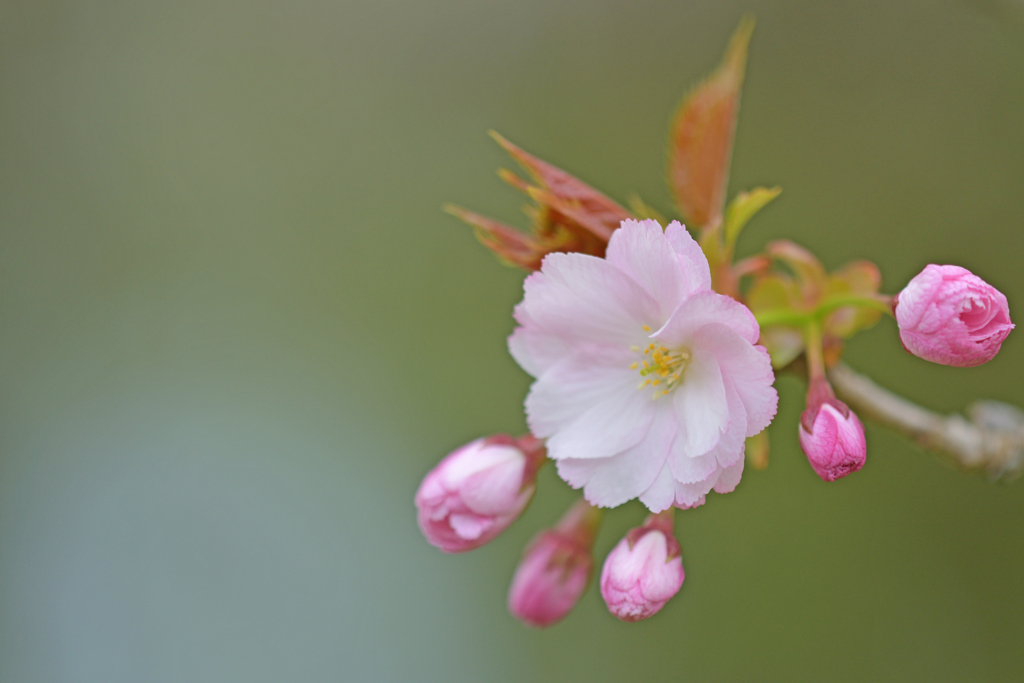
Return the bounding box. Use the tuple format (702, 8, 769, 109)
(828, 362, 1024, 479)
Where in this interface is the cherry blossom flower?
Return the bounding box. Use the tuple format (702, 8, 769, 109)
(509, 219, 778, 511)
(895, 264, 1013, 368)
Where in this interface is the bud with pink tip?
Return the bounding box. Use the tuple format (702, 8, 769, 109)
(416, 435, 545, 553)
(508, 498, 600, 628)
(799, 377, 866, 482)
(600, 510, 685, 622)
(895, 264, 1013, 368)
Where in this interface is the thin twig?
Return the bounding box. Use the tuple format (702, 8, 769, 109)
(828, 362, 1024, 479)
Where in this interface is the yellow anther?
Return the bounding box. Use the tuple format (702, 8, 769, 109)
(642, 325, 651, 332)
(632, 337, 692, 396)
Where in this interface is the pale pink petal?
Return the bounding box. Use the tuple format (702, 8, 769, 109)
(673, 479, 710, 509)
(671, 349, 728, 457)
(441, 441, 517, 484)
(556, 406, 676, 508)
(674, 495, 705, 510)
(654, 290, 760, 348)
(605, 219, 686, 319)
(524, 345, 636, 437)
(695, 323, 778, 436)
(448, 513, 492, 540)
(664, 221, 712, 295)
(459, 456, 527, 514)
(712, 458, 744, 494)
(668, 449, 717, 485)
(639, 464, 677, 512)
(517, 252, 661, 348)
(507, 322, 572, 378)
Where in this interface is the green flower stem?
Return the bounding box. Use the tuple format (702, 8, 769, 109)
(804, 319, 826, 383)
(753, 308, 814, 328)
(815, 294, 894, 319)
(753, 294, 894, 329)
(555, 498, 603, 548)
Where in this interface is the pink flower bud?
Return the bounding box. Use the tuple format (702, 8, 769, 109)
(600, 513, 685, 622)
(415, 436, 543, 553)
(895, 264, 1013, 367)
(799, 378, 866, 482)
(507, 499, 599, 628)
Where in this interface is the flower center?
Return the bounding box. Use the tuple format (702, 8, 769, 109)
(630, 326, 690, 400)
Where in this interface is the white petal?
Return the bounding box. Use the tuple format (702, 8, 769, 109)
(545, 385, 655, 461)
(556, 406, 676, 508)
(654, 290, 760, 349)
(671, 349, 728, 457)
(664, 221, 712, 296)
(708, 381, 748, 468)
(524, 344, 635, 438)
(605, 219, 686, 320)
(639, 463, 677, 512)
(516, 252, 661, 349)
(694, 323, 778, 437)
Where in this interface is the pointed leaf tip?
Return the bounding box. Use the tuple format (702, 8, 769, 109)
(668, 18, 755, 230)
(724, 186, 781, 250)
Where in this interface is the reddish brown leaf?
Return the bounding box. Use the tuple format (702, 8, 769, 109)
(491, 131, 630, 240)
(444, 204, 548, 270)
(447, 134, 633, 270)
(668, 18, 754, 230)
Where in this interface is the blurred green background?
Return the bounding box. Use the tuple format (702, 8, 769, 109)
(2, 0, 1023, 680)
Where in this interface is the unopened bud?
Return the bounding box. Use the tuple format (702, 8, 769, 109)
(799, 378, 866, 482)
(415, 435, 543, 553)
(600, 512, 684, 622)
(507, 499, 600, 628)
(895, 264, 1013, 367)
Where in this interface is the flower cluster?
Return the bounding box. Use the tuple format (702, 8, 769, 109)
(415, 21, 1014, 628)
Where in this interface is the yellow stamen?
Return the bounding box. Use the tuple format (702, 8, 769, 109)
(642, 325, 651, 332)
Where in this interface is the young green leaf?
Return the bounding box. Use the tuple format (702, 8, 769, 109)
(724, 186, 781, 251)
